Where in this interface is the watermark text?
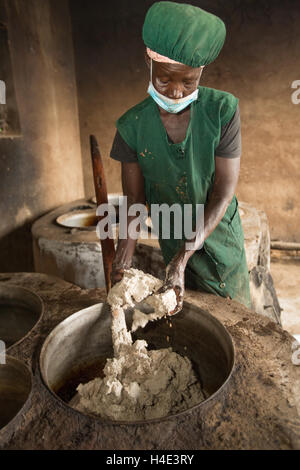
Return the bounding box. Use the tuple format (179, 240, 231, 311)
(95, 197, 204, 251)
(0, 80, 6, 104)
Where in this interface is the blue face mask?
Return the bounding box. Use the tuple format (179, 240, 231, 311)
(147, 59, 199, 114)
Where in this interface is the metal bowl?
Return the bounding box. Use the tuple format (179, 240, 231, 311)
(0, 284, 44, 350)
(0, 356, 32, 430)
(57, 194, 125, 231)
(40, 301, 235, 424)
(56, 209, 99, 230)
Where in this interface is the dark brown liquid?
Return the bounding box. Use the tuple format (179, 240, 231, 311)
(55, 357, 107, 403)
(81, 215, 98, 227)
(0, 304, 39, 348)
(0, 394, 28, 429)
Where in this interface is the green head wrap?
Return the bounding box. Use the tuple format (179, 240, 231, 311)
(142, 1, 226, 67)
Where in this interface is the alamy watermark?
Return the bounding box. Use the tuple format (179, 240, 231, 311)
(96, 197, 204, 251)
(0, 340, 6, 364)
(0, 80, 6, 104)
(291, 80, 300, 105)
(291, 340, 300, 366)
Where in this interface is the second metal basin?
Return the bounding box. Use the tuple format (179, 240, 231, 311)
(0, 356, 32, 430)
(0, 284, 44, 349)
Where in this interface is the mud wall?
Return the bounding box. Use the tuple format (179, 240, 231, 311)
(70, 0, 300, 242)
(0, 0, 84, 271)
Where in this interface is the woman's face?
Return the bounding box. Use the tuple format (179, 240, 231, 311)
(149, 58, 204, 100)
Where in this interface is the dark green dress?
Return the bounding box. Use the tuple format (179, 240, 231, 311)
(116, 86, 251, 309)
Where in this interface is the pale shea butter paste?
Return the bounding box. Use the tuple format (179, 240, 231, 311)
(72, 269, 205, 420)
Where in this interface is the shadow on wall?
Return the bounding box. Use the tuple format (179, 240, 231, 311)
(0, 222, 34, 272)
(0, 0, 85, 272)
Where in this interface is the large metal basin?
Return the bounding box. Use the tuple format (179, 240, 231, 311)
(40, 302, 235, 424)
(0, 284, 44, 349)
(0, 356, 32, 430)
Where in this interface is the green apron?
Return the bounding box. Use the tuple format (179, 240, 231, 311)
(117, 86, 251, 309)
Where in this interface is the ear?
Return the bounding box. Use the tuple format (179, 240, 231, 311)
(144, 49, 151, 68)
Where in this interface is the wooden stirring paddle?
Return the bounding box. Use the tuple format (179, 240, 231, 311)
(90, 135, 116, 293)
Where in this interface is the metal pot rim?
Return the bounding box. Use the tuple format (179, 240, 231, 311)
(0, 283, 45, 353)
(39, 301, 236, 426)
(0, 355, 33, 433)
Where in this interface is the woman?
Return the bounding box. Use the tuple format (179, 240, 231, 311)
(110, 1, 251, 311)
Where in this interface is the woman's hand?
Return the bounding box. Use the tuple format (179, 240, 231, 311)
(160, 253, 186, 315)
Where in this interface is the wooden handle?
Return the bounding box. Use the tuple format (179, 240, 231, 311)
(90, 135, 116, 293)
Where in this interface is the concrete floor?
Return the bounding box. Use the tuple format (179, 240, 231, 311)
(271, 257, 300, 342)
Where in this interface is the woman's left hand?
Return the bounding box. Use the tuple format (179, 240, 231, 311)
(160, 253, 186, 315)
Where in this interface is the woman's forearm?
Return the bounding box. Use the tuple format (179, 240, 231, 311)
(111, 161, 146, 282)
(174, 156, 240, 269)
(113, 215, 141, 269)
(176, 192, 232, 268)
